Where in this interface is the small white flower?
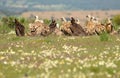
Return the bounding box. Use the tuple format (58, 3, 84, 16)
(3, 61, 7, 65)
(99, 61, 105, 65)
(67, 69, 71, 72)
(73, 67, 77, 72)
(10, 61, 16, 66)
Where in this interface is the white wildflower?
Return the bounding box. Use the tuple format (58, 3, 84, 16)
(79, 66, 83, 69)
(0, 56, 5, 60)
(10, 61, 16, 66)
(72, 46, 78, 51)
(28, 64, 34, 68)
(65, 57, 73, 63)
(67, 69, 71, 72)
(105, 62, 117, 68)
(15, 44, 20, 47)
(3, 61, 7, 65)
(116, 38, 120, 41)
(99, 61, 105, 65)
(73, 67, 77, 72)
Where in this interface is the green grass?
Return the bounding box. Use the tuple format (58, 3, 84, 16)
(0, 34, 120, 78)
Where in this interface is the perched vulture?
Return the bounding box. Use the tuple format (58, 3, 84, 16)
(70, 17, 87, 36)
(14, 19, 25, 36)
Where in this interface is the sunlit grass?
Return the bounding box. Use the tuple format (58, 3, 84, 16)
(0, 34, 120, 78)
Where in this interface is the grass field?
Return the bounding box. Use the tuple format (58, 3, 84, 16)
(0, 34, 120, 78)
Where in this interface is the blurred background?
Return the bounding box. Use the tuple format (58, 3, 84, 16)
(0, 0, 120, 34)
(0, 0, 120, 16)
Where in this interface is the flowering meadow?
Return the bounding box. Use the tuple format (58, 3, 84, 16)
(0, 34, 120, 78)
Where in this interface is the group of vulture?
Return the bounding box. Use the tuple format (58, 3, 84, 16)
(14, 15, 119, 37)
